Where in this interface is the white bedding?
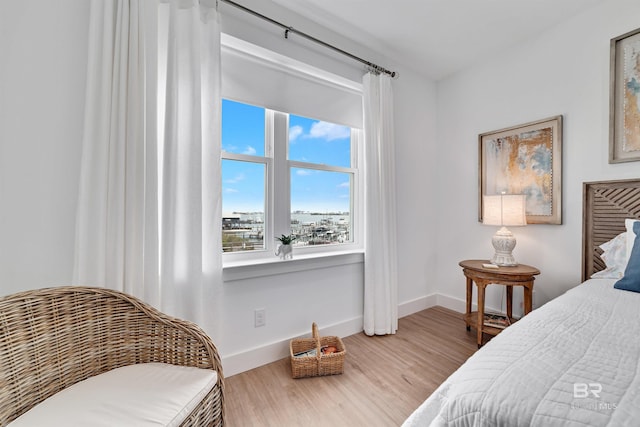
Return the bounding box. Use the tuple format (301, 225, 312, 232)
(403, 279, 640, 427)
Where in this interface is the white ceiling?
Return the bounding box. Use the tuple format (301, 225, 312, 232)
(271, 0, 605, 80)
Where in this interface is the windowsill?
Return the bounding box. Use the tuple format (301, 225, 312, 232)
(223, 250, 364, 282)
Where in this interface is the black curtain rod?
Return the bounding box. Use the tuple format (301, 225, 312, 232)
(219, 0, 397, 78)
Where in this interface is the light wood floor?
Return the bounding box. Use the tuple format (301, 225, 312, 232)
(224, 306, 477, 426)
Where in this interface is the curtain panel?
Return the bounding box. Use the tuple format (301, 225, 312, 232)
(363, 72, 399, 336)
(73, 0, 222, 340)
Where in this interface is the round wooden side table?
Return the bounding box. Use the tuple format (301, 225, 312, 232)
(459, 259, 540, 348)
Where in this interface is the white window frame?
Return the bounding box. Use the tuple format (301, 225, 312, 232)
(222, 104, 363, 266)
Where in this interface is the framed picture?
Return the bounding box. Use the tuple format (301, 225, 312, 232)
(610, 27, 640, 163)
(478, 116, 562, 225)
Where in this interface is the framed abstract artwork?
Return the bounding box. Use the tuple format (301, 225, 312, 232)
(478, 116, 563, 225)
(610, 27, 640, 163)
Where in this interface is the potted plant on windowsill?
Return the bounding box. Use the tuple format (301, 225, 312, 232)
(275, 234, 296, 259)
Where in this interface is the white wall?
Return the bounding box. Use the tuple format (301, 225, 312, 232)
(435, 0, 640, 314)
(395, 70, 439, 311)
(0, 0, 89, 295)
(0, 0, 437, 376)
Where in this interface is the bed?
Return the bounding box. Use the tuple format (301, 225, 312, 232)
(403, 178, 640, 427)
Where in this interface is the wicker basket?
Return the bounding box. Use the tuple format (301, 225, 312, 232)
(289, 323, 346, 379)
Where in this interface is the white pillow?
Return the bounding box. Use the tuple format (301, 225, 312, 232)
(591, 266, 624, 279)
(626, 218, 640, 265)
(591, 231, 627, 279)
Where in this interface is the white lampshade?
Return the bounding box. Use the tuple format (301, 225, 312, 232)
(483, 194, 527, 226)
(482, 194, 527, 266)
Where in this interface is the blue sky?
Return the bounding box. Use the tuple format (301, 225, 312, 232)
(222, 99, 351, 214)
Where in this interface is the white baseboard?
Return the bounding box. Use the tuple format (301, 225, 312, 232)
(223, 293, 482, 377)
(435, 292, 506, 316)
(222, 316, 363, 377)
(398, 293, 438, 318)
(435, 293, 467, 313)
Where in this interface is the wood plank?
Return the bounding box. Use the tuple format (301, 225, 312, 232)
(583, 179, 640, 281)
(224, 306, 477, 426)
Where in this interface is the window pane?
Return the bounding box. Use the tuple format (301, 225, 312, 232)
(222, 99, 265, 156)
(290, 168, 352, 245)
(222, 159, 265, 252)
(288, 115, 350, 167)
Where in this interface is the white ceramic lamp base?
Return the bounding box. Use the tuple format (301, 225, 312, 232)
(491, 226, 517, 266)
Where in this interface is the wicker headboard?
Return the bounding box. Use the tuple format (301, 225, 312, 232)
(583, 178, 640, 281)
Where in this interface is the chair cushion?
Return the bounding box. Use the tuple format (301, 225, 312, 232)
(9, 363, 217, 427)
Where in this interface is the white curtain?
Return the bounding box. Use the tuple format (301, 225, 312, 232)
(73, 0, 222, 340)
(363, 72, 398, 336)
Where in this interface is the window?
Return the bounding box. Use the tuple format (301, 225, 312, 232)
(221, 100, 267, 252)
(220, 34, 364, 261)
(221, 99, 361, 258)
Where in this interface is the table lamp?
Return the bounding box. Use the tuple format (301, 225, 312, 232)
(483, 193, 527, 266)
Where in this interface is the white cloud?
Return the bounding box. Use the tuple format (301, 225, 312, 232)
(289, 125, 303, 142)
(242, 146, 257, 155)
(308, 121, 350, 141)
(337, 181, 350, 188)
(225, 188, 239, 193)
(225, 173, 245, 184)
(222, 145, 238, 152)
(296, 170, 313, 176)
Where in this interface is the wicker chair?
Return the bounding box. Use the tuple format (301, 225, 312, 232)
(0, 286, 224, 426)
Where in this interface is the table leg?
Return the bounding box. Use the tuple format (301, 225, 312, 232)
(523, 282, 533, 315)
(506, 285, 513, 319)
(466, 277, 472, 331)
(476, 283, 485, 348)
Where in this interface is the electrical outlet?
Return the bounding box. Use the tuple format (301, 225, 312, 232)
(254, 308, 266, 327)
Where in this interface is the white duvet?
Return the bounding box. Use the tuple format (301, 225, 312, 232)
(403, 279, 640, 427)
